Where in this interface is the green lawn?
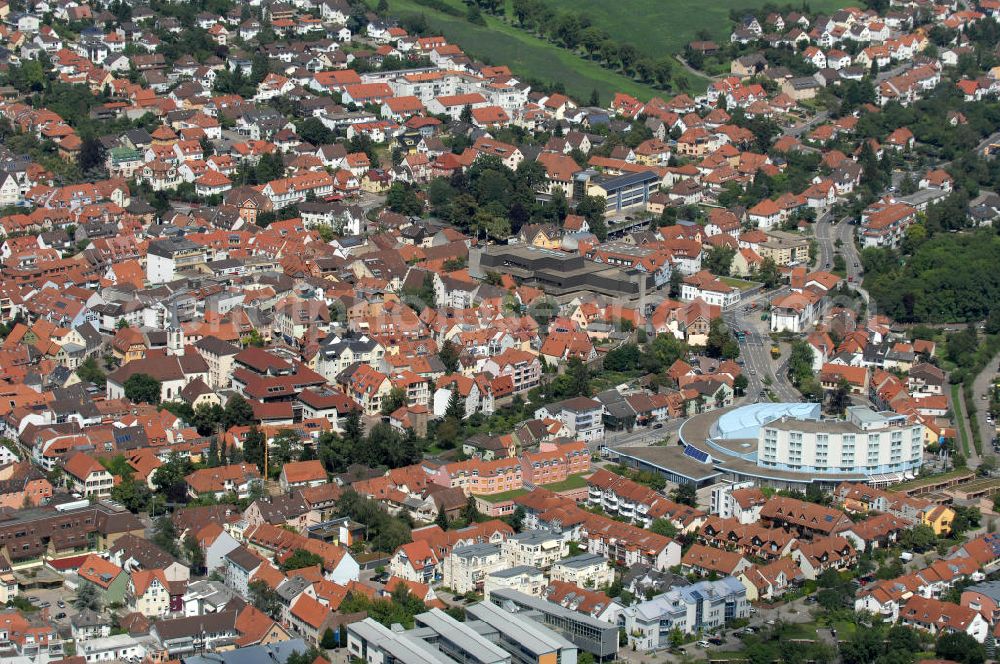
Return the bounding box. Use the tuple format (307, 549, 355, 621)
(475, 488, 528, 503)
(719, 276, 761, 291)
(951, 384, 972, 455)
(889, 467, 975, 492)
(540, 473, 590, 492)
(376, 0, 696, 101)
(537, 0, 855, 59)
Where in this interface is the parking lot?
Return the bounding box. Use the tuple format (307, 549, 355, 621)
(21, 586, 79, 628)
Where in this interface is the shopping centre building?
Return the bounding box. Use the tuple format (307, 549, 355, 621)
(613, 402, 924, 490)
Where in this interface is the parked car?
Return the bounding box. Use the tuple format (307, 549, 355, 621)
(697, 640, 711, 648)
(54, 612, 66, 619)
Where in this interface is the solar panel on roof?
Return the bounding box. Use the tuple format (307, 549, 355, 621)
(684, 445, 710, 463)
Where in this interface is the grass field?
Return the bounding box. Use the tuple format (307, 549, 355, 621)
(719, 276, 761, 291)
(536, 0, 855, 59)
(889, 467, 975, 492)
(376, 0, 700, 102)
(952, 384, 972, 455)
(540, 473, 590, 492)
(475, 488, 528, 503)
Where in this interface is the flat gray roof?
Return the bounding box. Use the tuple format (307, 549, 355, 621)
(414, 608, 510, 664)
(509, 530, 563, 545)
(615, 446, 722, 482)
(451, 542, 501, 558)
(554, 553, 607, 570)
(488, 588, 612, 631)
(467, 601, 574, 655)
(489, 565, 542, 579)
(349, 618, 459, 664)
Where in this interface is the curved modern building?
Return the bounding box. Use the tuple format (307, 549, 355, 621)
(652, 402, 925, 489)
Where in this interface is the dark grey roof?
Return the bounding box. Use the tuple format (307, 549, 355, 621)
(275, 575, 312, 602)
(195, 336, 241, 357)
(224, 544, 261, 572)
(182, 638, 308, 664)
(71, 609, 110, 628)
(153, 610, 238, 642)
(110, 533, 181, 570)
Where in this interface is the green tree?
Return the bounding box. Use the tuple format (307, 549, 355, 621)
(152, 452, 193, 505)
(755, 257, 782, 288)
(124, 373, 161, 404)
(255, 151, 285, 184)
(206, 437, 220, 467)
(462, 495, 483, 523)
(900, 524, 937, 553)
(650, 518, 677, 537)
(644, 333, 687, 373)
(269, 429, 299, 476)
(320, 627, 338, 649)
(77, 136, 106, 173)
(668, 269, 682, 298)
(704, 245, 735, 276)
(223, 394, 255, 430)
(439, 339, 460, 373)
(445, 388, 465, 421)
(249, 580, 282, 619)
(251, 52, 271, 84)
(386, 183, 424, 216)
(504, 505, 525, 532)
(472, 208, 511, 241)
(280, 548, 325, 572)
(705, 317, 738, 359)
(576, 195, 608, 241)
(603, 344, 641, 372)
(935, 632, 985, 664)
(950, 505, 981, 537)
(243, 426, 266, 473)
(152, 515, 181, 557)
(828, 378, 851, 416)
(192, 402, 224, 436)
(184, 532, 205, 573)
(296, 117, 334, 145)
(73, 582, 101, 612)
(671, 483, 697, 507)
(565, 356, 591, 397)
(110, 475, 151, 513)
(76, 357, 106, 388)
(336, 490, 412, 553)
(381, 386, 407, 415)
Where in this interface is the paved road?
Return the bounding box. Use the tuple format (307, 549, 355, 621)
(783, 111, 829, 138)
(779, 63, 909, 140)
(972, 353, 1000, 461)
(814, 211, 870, 305)
(723, 288, 800, 402)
